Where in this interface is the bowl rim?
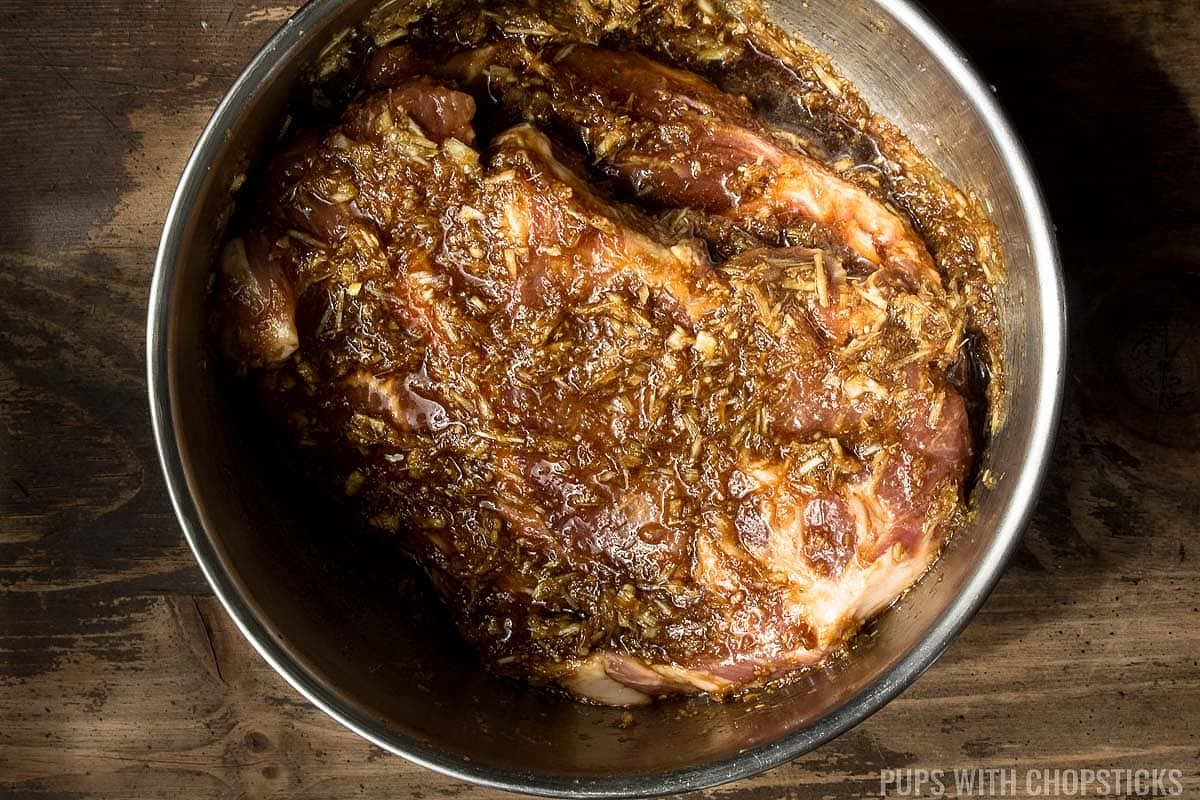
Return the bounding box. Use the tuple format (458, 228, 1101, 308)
(147, 0, 1066, 795)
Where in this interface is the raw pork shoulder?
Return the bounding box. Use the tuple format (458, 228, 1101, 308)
(215, 47, 972, 704)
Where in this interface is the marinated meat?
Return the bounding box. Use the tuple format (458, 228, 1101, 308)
(214, 11, 989, 705)
(441, 42, 941, 290)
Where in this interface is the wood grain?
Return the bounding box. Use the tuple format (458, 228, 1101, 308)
(1, 1, 1198, 797)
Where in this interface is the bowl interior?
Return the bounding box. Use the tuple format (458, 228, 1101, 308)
(152, 0, 1061, 794)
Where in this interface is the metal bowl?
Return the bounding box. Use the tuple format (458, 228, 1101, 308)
(148, 0, 1065, 795)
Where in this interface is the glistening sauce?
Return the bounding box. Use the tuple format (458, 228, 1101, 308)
(212, 0, 1002, 705)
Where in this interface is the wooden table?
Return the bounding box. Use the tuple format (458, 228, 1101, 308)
(2, 2, 1197, 797)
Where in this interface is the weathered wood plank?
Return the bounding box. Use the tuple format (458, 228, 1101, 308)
(1, 0, 1198, 797)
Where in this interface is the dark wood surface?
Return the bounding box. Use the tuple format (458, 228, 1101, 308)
(1, 2, 1197, 797)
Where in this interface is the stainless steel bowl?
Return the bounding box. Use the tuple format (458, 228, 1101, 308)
(148, 0, 1065, 794)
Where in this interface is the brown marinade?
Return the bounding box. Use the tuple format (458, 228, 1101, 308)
(212, 0, 1002, 705)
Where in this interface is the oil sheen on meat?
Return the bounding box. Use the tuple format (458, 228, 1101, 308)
(212, 0, 1000, 705)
